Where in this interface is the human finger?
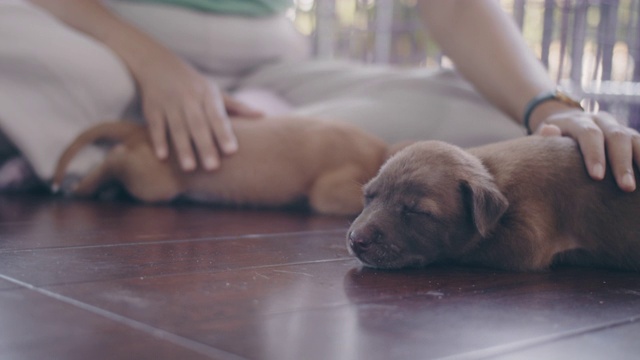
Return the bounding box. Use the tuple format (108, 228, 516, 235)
(183, 101, 220, 171)
(166, 109, 197, 171)
(145, 108, 169, 160)
(206, 88, 238, 155)
(594, 114, 636, 191)
(554, 114, 606, 180)
(536, 124, 562, 137)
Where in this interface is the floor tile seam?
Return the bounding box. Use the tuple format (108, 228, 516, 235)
(0, 273, 249, 360)
(0, 227, 349, 253)
(0, 213, 349, 227)
(434, 313, 640, 360)
(35, 257, 356, 289)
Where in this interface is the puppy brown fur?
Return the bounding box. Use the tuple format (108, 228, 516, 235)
(53, 118, 388, 215)
(348, 136, 640, 271)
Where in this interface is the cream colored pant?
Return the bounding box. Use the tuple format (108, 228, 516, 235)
(0, 0, 524, 181)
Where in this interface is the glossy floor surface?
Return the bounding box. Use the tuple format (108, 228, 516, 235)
(1, 194, 639, 360)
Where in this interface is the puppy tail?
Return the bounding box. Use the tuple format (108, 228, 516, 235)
(51, 121, 143, 192)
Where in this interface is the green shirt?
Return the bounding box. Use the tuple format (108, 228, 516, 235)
(128, 0, 293, 17)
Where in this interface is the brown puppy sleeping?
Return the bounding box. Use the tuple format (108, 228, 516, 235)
(348, 136, 640, 271)
(52, 118, 388, 215)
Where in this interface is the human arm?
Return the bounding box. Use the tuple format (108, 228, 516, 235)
(28, 0, 262, 171)
(417, 0, 640, 191)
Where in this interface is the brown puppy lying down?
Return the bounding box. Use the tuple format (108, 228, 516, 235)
(348, 136, 640, 271)
(52, 118, 387, 215)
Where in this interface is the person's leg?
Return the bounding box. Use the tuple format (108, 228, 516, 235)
(239, 60, 525, 147)
(107, 1, 309, 91)
(0, 0, 135, 182)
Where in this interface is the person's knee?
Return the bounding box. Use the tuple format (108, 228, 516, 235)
(0, 4, 135, 116)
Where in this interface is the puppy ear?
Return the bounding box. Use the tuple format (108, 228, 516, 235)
(463, 178, 509, 238)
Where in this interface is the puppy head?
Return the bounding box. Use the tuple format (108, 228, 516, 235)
(347, 141, 508, 269)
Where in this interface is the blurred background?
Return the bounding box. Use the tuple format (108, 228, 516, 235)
(288, 0, 640, 129)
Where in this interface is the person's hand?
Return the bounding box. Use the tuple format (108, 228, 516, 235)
(137, 55, 263, 172)
(533, 109, 640, 192)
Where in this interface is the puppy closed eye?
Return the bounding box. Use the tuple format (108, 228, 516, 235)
(402, 206, 433, 218)
(364, 192, 377, 205)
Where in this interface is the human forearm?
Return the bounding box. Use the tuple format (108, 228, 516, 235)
(417, 0, 557, 127)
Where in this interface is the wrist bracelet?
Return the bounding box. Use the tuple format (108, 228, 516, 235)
(523, 90, 583, 135)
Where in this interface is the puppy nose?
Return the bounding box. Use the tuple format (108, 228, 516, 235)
(348, 227, 382, 254)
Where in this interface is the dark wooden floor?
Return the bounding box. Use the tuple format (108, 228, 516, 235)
(1, 194, 639, 360)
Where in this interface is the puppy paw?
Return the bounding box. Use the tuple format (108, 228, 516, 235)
(53, 174, 82, 196)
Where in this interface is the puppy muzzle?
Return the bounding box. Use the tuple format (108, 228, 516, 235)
(347, 226, 382, 256)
